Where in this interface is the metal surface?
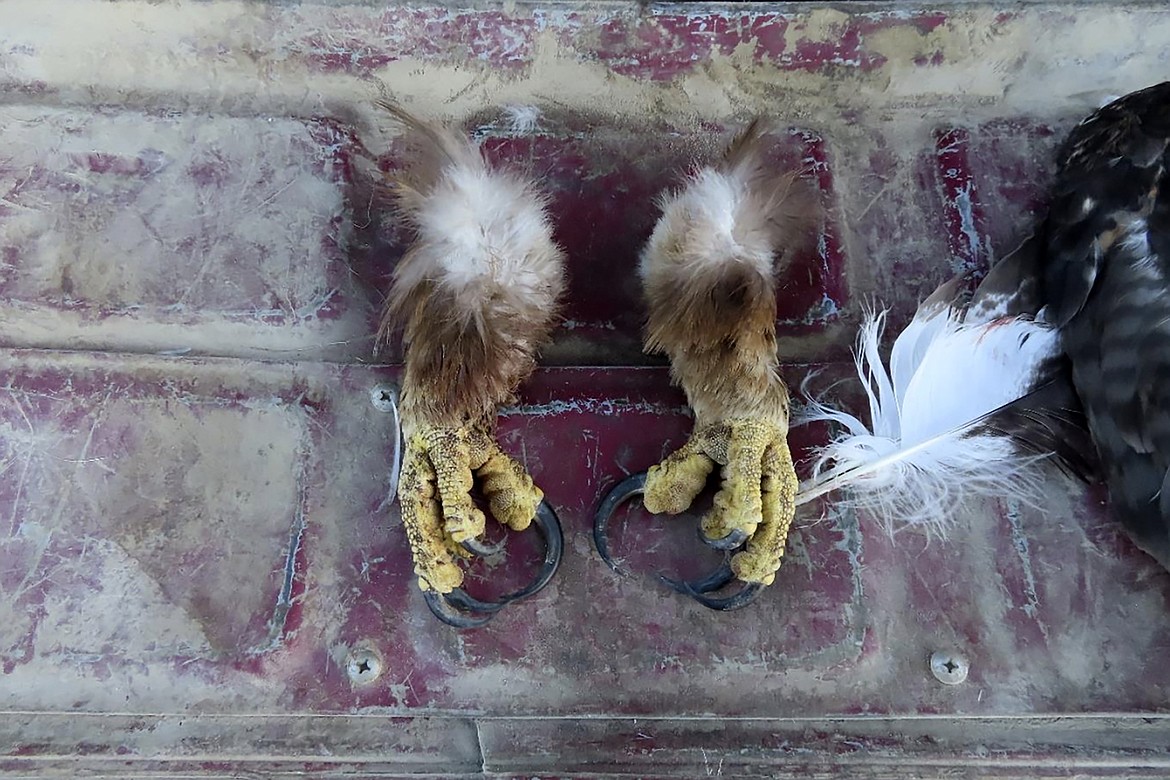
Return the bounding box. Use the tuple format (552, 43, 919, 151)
(1, 0, 1169, 775)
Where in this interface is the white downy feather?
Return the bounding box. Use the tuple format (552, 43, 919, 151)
(796, 298, 1061, 536)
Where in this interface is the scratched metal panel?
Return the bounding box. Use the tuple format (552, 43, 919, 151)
(0, 712, 484, 776)
(280, 5, 928, 79)
(328, 366, 864, 716)
(0, 111, 851, 366)
(0, 351, 315, 673)
(1, 0, 1170, 775)
(2, 351, 1166, 719)
(0, 108, 374, 360)
(3, 713, 1169, 778)
(477, 716, 1170, 776)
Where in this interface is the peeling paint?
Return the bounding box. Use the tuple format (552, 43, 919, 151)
(934, 127, 992, 276)
(499, 397, 692, 419)
(1003, 500, 1048, 641)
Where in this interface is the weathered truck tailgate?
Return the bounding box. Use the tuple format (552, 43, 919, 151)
(1, 1, 1168, 776)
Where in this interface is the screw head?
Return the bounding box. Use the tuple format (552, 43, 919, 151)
(929, 649, 969, 685)
(346, 647, 383, 685)
(370, 383, 398, 413)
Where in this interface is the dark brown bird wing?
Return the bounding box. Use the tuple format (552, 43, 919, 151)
(1041, 81, 1170, 569)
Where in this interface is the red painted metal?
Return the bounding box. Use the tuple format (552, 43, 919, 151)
(1, 2, 1169, 776)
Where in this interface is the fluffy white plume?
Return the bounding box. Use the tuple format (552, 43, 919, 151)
(503, 104, 542, 135)
(796, 291, 1065, 536)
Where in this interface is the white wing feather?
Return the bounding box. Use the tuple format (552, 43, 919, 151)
(797, 302, 1061, 535)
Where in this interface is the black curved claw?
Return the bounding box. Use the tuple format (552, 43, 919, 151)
(592, 470, 766, 611)
(494, 499, 563, 604)
(461, 535, 508, 557)
(422, 589, 495, 628)
(422, 500, 563, 629)
(659, 561, 736, 595)
(660, 561, 764, 610)
(592, 471, 648, 575)
(443, 587, 507, 614)
(682, 581, 764, 612)
(699, 526, 749, 551)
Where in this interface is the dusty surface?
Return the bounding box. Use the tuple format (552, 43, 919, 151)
(1, 0, 1169, 776)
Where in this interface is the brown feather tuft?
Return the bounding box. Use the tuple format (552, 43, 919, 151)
(375, 103, 567, 430)
(640, 118, 820, 425)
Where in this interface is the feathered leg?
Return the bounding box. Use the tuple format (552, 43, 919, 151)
(378, 103, 567, 594)
(639, 120, 816, 586)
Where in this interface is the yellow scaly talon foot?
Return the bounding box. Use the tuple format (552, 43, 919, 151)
(643, 418, 798, 587)
(397, 420, 545, 594)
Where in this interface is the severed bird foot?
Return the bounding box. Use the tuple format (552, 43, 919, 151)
(397, 418, 562, 627)
(594, 418, 797, 610)
(645, 418, 798, 586)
